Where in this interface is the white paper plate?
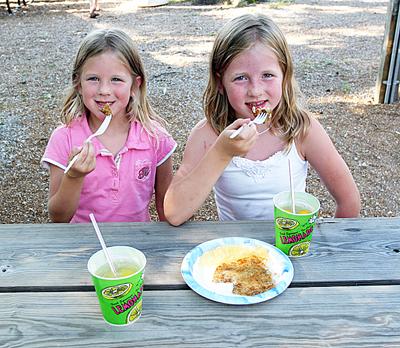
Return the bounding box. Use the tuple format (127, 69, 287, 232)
(181, 237, 294, 305)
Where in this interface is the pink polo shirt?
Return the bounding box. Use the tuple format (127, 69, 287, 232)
(41, 116, 176, 223)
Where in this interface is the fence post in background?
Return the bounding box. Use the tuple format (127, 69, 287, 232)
(376, 0, 400, 103)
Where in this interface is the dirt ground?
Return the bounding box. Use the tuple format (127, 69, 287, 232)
(0, 0, 399, 223)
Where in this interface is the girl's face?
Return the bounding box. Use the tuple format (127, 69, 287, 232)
(78, 50, 141, 121)
(220, 41, 283, 119)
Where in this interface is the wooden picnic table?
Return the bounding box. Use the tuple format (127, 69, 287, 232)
(1, 217, 400, 347)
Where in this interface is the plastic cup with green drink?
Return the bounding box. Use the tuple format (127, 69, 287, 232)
(87, 246, 146, 326)
(273, 191, 320, 257)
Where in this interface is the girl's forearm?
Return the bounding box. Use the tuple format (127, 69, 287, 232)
(332, 178, 361, 218)
(48, 175, 84, 222)
(154, 157, 174, 222)
(155, 185, 168, 222)
(164, 145, 232, 226)
(334, 193, 361, 218)
(334, 205, 360, 218)
(155, 197, 166, 221)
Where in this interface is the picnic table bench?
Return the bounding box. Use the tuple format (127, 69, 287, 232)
(1, 217, 399, 347)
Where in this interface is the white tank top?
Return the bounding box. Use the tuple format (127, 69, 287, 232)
(213, 143, 308, 221)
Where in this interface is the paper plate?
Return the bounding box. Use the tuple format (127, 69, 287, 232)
(181, 237, 294, 305)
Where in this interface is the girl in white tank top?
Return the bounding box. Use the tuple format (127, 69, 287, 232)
(164, 14, 360, 226)
(214, 143, 307, 221)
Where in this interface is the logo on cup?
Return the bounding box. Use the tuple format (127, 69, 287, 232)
(101, 283, 132, 300)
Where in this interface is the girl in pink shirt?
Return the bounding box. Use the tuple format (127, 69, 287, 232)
(42, 28, 176, 223)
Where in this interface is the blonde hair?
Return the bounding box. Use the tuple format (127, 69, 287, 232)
(203, 13, 311, 147)
(61, 28, 166, 135)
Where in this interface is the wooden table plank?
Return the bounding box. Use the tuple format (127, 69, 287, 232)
(1, 285, 399, 347)
(1, 218, 399, 288)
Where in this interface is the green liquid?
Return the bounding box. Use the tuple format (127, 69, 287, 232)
(95, 261, 140, 278)
(282, 203, 312, 215)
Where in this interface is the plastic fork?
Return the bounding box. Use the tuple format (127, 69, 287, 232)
(230, 111, 269, 139)
(64, 113, 112, 174)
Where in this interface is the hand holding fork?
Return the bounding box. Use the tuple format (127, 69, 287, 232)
(64, 105, 112, 175)
(229, 108, 272, 139)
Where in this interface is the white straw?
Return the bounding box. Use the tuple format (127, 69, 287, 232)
(288, 159, 296, 214)
(89, 213, 118, 277)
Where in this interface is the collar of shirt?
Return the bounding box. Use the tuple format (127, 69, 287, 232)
(77, 115, 151, 156)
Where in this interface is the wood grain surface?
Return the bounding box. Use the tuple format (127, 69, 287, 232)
(1, 218, 400, 347)
(1, 218, 399, 289)
(1, 286, 399, 347)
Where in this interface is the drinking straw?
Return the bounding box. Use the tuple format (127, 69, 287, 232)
(288, 159, 296, 213)
(89, 213, 118, 277)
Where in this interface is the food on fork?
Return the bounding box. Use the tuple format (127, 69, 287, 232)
(213, 254, 274, 296)
(252, 106, 272, 122)
(100, 103, 112, 116)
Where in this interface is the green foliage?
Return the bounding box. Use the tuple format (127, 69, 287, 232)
(234, 0, 249, 6)
(269, 0, 294, 9)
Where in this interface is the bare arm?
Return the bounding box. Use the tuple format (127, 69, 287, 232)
(48, 141, 96, 222)
(300, 118, 361, 217)
(154, 156, 174, 221)
(164, 118, 258, 226)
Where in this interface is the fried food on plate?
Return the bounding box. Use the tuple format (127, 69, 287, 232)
(213, 254, 274, 296)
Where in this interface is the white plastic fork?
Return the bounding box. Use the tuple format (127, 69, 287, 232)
(230, 112, 269, 139)
(64, 114, 112, 174)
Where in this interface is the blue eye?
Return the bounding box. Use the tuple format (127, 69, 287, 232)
(112, 77, 123, 82)
(234, 75, 247, 81)
(87, 76, 99, 81)
(263, 73, 273, 79)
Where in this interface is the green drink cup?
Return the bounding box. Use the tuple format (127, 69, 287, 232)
(87, 246, 146, 326)
(273, 191, 320, 257)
